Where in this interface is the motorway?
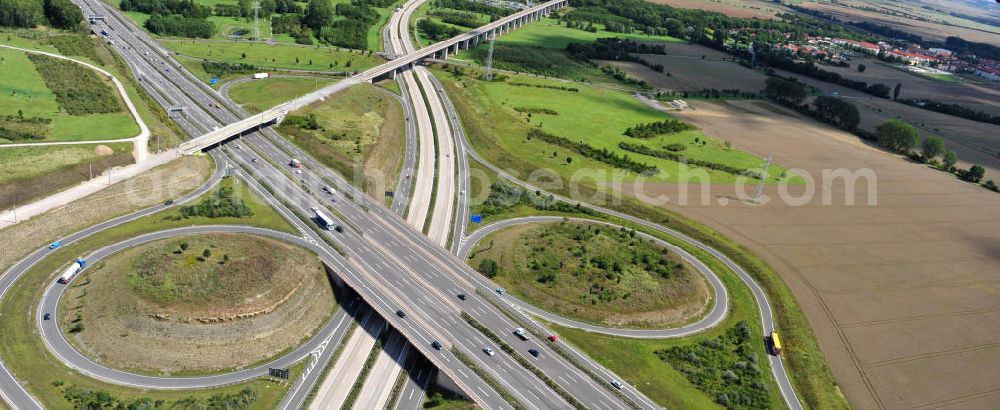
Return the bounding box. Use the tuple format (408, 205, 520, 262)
(0, 0, 803, 409)
(44, 1, 645, 409)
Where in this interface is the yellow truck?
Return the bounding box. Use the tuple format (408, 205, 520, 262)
(770, 331, 783, 356)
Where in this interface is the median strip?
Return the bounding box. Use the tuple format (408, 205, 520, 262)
(460, 312, 586, 410)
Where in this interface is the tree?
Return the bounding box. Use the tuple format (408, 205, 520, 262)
(984, 180, 998, 192)
(202, 248, 212, 258)
(477, 258, 499, 278)
(763, 77, 806, 106)
(962, 165, 985, 183)
(921, 136, 945, 161)
(303, 0, 332, 31)
(180, 242, 189, 251)
(856, 64, 866, 73)
(813, 96, 860, 131)
(0, 0, 44, 28)
(943, 150, 958, 169)
(43, 0, 83, 29)
(875, 119, 918, 153)
(893, 82, 902, 100)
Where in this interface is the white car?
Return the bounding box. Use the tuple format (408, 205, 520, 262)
(483, 347, 495, 356)
(611, 380, 624, 390)
(295, 169, 302, 174)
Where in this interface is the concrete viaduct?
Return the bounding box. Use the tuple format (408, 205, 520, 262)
(177, 0, 568, 155)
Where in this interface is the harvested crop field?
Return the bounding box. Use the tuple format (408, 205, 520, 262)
(649, 0, 787, 19)
(796, 1, 1000, 44)
(607, 42, 1000, 179)
(810, 57, 1000, 116)
(602, 56, 766, 92)
(616, 99, 1000, 409)
(60, 233, 336, 374)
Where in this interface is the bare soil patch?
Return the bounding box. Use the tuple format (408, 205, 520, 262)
(617, 99, 1000, 409)
(468, 221, 710, 328)
(603, 56, 766, 92)
(0, 156, 211, 272)
(60, 233, 336, 374)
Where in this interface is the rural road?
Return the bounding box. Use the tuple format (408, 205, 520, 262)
(457, 216, 728, 338)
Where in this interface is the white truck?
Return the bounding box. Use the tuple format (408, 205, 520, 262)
(252, 72, 270, 79)
(57, 259, 87, 284)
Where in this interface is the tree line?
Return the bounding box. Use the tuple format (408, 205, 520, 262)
(898, 99, 1000, 127)
(0, 0, 82, 29)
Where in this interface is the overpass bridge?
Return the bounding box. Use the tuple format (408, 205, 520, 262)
(177, 0, 567, 155)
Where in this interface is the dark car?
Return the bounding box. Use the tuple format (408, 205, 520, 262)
(396, 310, 406, 318)
(43, 313, 51, 321)
(334, 225, 344, 233)
(431, 341, 442, 350)
(457, 293, 467, 301)
(528, 348, 540, 358)
(164, 199, 174, 206)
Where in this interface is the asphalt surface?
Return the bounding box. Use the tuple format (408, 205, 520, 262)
(64, 4, 635, 409)
(2, 0, 798, 409)
(458, 216, 728, 338)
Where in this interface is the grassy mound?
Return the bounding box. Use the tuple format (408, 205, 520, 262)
(60, 233, 337, 374)
(469, 221, 709, 327)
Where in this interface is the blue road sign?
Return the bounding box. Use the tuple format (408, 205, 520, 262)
(471, 214, 482, 223)
(209, 77, 219, 85)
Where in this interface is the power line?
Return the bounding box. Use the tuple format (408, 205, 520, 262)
(751, 152, 772, 204)
(483, 33, 496, 80)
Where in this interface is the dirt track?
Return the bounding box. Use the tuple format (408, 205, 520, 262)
(621, 99, 1000, 409)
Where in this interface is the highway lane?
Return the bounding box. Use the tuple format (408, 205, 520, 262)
(36, 226, 357, 389)
(393, 357, 435, 410)
(309, 311, 385, 409)
(458, 216, 728, 338)
(7, 1, 732, 408)
(391, 0, 458, 246)
(227, 135, 576, 410)
(353, 329, 410, 409)
(424, 73, 471, 252)
(235, 121, 639, 409)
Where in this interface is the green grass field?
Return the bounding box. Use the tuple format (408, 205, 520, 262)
(540, 225, 786, 410)
(275, 84, 405, 198)
(161, 40, 382, 73)
(485, 17, 684, 50)
(467, 221, 708, 328)
(0, 47, 138, 142)
(228, 76, 334, 113)
(0, 174, 297, 408)
(0, 143, 132, 184)
(436, 67, 789, 184)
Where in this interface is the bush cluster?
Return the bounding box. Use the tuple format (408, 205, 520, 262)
(477, 179, 599, 218)
(623, 119, 696, 139)
(179, 186, 253, 219)
(27, 54, 123, 115)
(528, 128, 659, 175)
(658, 321, 772, 409)
(62, 385, 258, 409)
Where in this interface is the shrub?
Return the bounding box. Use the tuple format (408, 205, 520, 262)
(179, 186, 253, 218)
(27, 54, 123, 115)
(478, 258, 499, 278)
(624, 119, 696, 138)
